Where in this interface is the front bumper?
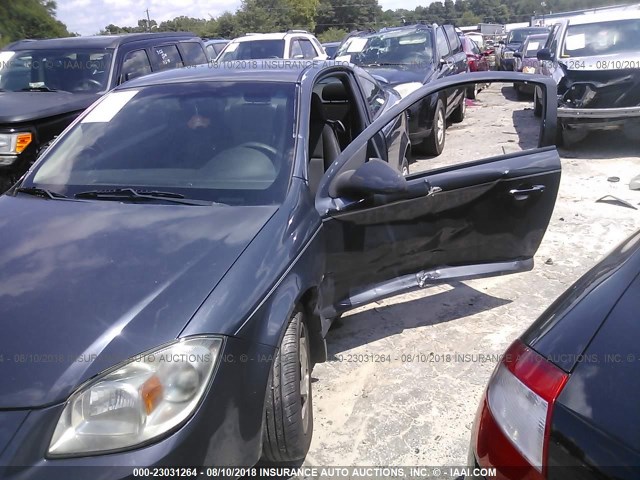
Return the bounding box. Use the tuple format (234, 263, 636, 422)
(0, 336, 274, 480)
(558, 105, 640, 119)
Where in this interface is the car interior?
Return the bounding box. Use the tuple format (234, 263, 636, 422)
(308, 74, 366, 194)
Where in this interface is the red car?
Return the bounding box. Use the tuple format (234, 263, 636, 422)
(460, 35, 490, 99)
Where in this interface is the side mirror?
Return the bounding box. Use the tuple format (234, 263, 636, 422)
(537, 48, 552, 61)
(498, 40, 505, 45)
(331, 159, 408, 199)
(513, 51, 522, 58)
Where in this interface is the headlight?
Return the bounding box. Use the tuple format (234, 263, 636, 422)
(393, 82, 423, 99)
(0, 132, 32, 155)
(503, 51, 514, 59)
(48, 336, 223, 457)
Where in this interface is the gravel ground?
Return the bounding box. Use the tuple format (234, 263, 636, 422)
(301, 83, 640, 473)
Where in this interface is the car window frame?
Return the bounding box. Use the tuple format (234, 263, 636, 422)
(148, 43, 184, 72)
(436, 27, 451, 59)
(444, 25, 462, 54)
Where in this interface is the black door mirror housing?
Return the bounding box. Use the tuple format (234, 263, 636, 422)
(331, 158, 408, 199)
(537, 48, 552, 61)
(513, 51, 522, 59)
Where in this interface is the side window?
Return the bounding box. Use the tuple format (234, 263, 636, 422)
(436, 28, 450, 59)
(300, 39, 317, 59)
(444, 26, 462, 54)
(150, 44, 184, 71)
(357, 72, 386, 119)
(290, 40, 303, 58)
(470, 39, 481, 55)
(179, 42, 208, 65)
(120, 49, 152, 83)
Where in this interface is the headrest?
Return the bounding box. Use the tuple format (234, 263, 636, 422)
(322, 82, 349, 102)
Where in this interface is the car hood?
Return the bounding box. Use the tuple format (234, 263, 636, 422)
(361, 65, 434, 86)
(505, 42, 522, 51)
(0, 195, 277, 408)
(0, 91, 99, 124)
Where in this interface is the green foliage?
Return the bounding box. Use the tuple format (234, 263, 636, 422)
(317, 27, 348, 42)
(1, 0, 630, 49)
(0, 0, 69, 47)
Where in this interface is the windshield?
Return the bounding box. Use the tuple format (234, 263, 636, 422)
(26, 82, 296, 205)
(524, 35, 548, 57)
(507, 28, 547, 44)
(335, 30, 434, 67)
(218, 40, 285, 61)
(0, 48, 113, 93)
(564, 19, 640, 56)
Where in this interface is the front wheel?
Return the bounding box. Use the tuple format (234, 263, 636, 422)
(261, 310, 313, 463)
(414, 99, 446, 157)
(533, 88, 543, 117)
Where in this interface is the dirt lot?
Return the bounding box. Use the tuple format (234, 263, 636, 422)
(303, 84, 640, 470)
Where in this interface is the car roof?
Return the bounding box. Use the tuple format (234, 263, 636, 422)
(118, 60, 347, 88)
(232, 32, 315, 43)
(510, 26, 548, 32)
(526, 33, 549, 40)
(565, 8, 640, 26)
(5, 32, 199, 51)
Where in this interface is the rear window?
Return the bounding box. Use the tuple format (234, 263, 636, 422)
(218, 40, 285, 61)
(28, 82, 297, 206)
(563, 19, 640, 57)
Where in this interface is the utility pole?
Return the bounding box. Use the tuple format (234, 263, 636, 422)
(145, 8, 151, 32)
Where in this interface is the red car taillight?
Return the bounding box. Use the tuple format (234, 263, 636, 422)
(474, 341, 569, 479)
(466, 53, 477, 71)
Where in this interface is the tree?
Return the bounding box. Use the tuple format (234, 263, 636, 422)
(315, 0, 381, 34)
(0, 0, 69, 47)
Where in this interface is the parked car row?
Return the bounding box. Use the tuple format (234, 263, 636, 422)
(1, 14, 639, 480)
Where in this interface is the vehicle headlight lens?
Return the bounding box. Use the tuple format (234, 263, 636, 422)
(503, 51, 514, 59)
(0, 132, 32, 155)
(393, 82, 423, 99)
(48, 336, 223, 457)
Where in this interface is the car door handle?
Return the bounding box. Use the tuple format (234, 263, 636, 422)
(509, 185, 545, 196)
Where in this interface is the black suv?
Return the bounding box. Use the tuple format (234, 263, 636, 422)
(0, 33, 207, 191)
(334, 24, 468, 156)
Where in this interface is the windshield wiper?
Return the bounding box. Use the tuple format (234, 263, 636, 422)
(16, 187, 68, 199)
(20, 86, 57, 92)
(74, 188, 217, 206)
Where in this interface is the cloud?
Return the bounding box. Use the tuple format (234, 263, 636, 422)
(56, 0, 241, 35)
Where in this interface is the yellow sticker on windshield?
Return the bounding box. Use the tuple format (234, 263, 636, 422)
(82, 90, 139, 123)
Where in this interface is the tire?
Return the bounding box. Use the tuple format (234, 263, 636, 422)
(450, 93, 466, 123)
(261, 310, 313, 463)
(533, 88, 542, 117)
(466, 85, 476, 100)
(413, 99, 446, 157)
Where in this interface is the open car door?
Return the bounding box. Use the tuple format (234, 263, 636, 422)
(316, 72, 560, 316)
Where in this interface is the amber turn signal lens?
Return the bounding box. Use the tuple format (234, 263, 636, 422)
(141, 375, 164, 414)
(15, 133, 32, 153)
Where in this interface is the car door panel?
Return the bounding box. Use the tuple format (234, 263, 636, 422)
(321, 147, 560, 309)
(316, 73, 561, 314)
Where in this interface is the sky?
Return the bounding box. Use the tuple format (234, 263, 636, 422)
(56, 0, 424, 35)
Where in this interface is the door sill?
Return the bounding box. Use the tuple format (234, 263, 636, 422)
(335, 258, 533, 314)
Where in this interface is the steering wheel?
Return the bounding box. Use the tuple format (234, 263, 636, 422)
(73, 79, 103, 91)
(238, 142, 278, 157)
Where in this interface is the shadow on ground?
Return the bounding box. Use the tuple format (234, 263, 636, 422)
(325, 281, 511, 356)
